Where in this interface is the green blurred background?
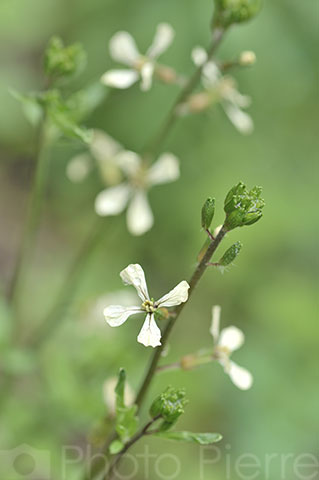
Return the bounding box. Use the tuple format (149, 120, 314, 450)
(0, 0, 318, 479)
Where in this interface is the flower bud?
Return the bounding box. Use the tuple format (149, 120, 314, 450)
(219, 241, 242, 266)
(150, 387, 188, 427)
(224, 182, 265, 230)
(44, 36, 87, 80)
(214, 0, 262, 28)
(239, 51, 256, 66)
(201, 197, 216, 230)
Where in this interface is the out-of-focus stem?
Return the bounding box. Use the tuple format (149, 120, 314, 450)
(143, 27, 225, 159)
(8, 119, 51, 324)
(26, 217, 109, 349)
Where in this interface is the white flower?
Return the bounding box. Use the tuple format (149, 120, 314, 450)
(101, 23, 175, 91)
(190, 46, 254, 134)
(104, 264, 190, 348)
(103, 377, 135, 415)
(210, 305, 253, 390)
(95, 151, 180, 236)
(67, 130, 124, 186)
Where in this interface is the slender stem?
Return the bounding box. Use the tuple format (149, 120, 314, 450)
(105, 416, 161, 480)
(135, 226, 227, 409)
(25, 217, 109, 348)
(142, 27, 225, 158)
(7, 118, 51, 318)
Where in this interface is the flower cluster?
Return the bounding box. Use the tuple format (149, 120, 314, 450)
(104, 264, 190, 347)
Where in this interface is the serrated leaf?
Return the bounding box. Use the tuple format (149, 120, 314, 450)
(154, 431, 222, 445)
(109, 439, 124, 455)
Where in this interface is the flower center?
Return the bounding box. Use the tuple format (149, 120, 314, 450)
(142, 300, 156, 313)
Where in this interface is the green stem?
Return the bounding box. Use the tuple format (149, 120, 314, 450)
(8, 119, 51, 320)
(105, 416, 161, 480)
(25, 217, 109, 349)
(135, 226, 227, 408)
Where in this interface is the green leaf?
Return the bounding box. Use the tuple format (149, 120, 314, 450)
(114, 369, 139, 443)
(154, 431, 222, 445)
(109, 439, 124, 455)
(9, 88, 43, 126)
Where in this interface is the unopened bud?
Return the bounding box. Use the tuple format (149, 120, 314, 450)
(201, 197, 216, 230)
(239, 51, 256, 66)
(214, 0, 262, 27)
(44, 36, 87, 80)
(219, 241, 242, 266)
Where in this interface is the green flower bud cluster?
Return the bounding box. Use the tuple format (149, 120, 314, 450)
(201, 197, 216, 230)
(214, 0, 262, 27)
(150, 387, 188, 431)
(224, 182, 265, 231)
(219, 241, 242, 266)
(44, 36, 87, 80)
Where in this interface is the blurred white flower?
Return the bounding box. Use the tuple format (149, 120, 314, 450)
(184, 46, 254, 135)
(103, 376, 135, 415)
(210, 305, 253, 390)
(104, 264, 190, 348)
(95, 151, 180, 236)
(66, 130, 124, 186)
(101, 23, 175, 91)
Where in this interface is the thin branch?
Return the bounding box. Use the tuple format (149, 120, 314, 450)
(8, 118, 51, 326)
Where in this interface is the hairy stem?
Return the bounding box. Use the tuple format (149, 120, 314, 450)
(8, 119, 51, 320)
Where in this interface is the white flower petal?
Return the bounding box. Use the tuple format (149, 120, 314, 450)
(210, 305, 221, 344)
(140, 62, 155, 91)
(147, 23, 175, 59)
(228, 361, 253, 390)
(90, 131, 123, 185)
(90, 130, 122, 163)
(95, 183, 130, 216)
(104, 305, 142, 327)
(202, 62, 220, 86)
(127, 190, 154, 236)
(157, 280, 190, 308)
(137, 314, 161, 348)
(191, 46, 208, 66)
(219, 326, 245, 352)
(120, 264, 150, 302)
(109, 31, 140, 65)
(222, 102, 254, 135)
(66, 153, 91, 183)
(115, 150, 141, 177)
(101, 69, 139, 89)
(147, 153, 180, 186)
